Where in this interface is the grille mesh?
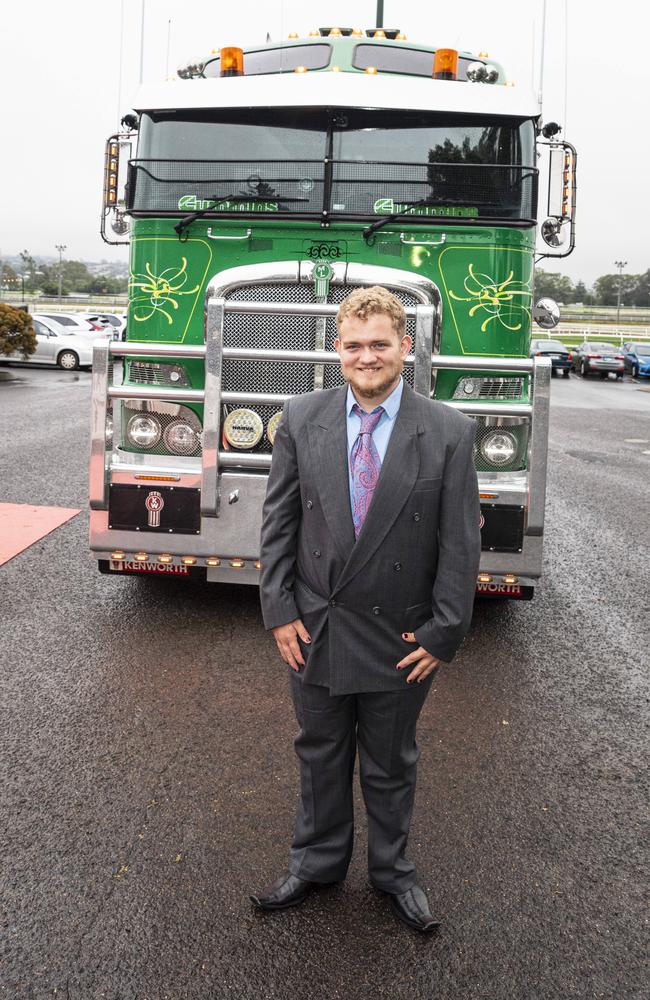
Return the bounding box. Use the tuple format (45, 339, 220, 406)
(453, 376, 525, 400)
(127, 361, 190, 386)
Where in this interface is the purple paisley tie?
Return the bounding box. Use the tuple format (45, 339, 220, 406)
(350, 403, 385, 538)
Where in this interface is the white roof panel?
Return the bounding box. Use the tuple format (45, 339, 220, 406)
(133, 72, 540, 119)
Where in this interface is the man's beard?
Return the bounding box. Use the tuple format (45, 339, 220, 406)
(347, 368, 401, 399)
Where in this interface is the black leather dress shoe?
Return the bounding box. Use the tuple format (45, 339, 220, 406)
(386, 884, 441, 933)
(250, 872, 317, 911)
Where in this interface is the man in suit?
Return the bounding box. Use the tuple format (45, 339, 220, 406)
(252, 286, 481, 932)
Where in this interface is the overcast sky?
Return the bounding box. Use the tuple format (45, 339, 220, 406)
(1, 0, 649, 283)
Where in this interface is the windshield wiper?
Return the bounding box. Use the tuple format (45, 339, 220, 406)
(363, 199, 448, 241)
(174, 194, 309, 237)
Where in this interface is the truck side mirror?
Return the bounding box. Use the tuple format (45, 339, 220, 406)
(101, 133, 133, 245)
(539, 140, 577, 259)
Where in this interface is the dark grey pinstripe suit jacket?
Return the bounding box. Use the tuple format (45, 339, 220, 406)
(259, 381, 481, 695)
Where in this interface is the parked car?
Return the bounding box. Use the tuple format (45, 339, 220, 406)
(530, 338, 572, 377)
(37, 311, 103, 333)
(621, 342, 650, 378)
(79, 312, 127, 339)
(571, 342, 624, 379)
(0, 314, 111, 370)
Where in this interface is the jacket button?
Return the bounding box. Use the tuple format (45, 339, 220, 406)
(372, 606, 381, 615)
(329, 599, 337, 607)
(412, 512, 421, 522)
(393, 561, 402, 571)
(313, 549, 321, 558)
(306, 499, 313, 509)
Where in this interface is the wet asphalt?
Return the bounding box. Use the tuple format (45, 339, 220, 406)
(1, 365, 649, 1000)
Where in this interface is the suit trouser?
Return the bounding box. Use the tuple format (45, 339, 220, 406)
(287, 670, 434, 894)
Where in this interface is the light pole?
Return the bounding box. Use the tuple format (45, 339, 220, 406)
(614, 260, 627, 325)
(55, 244, 67, 300)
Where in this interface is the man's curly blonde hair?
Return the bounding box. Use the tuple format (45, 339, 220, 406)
(336, 285, 406, 339)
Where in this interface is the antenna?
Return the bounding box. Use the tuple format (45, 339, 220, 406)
(376, 1, 384, 29)
(166, 19, 172, 77)
(538, 0, 547, 105)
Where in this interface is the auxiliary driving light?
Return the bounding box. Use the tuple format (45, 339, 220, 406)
(266, 411, 283, 445)
(223, 408, 264, 449)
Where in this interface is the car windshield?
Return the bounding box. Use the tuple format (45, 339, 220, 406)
(132, 107, 537, 223)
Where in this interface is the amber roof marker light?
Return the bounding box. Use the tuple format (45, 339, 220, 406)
(220, 47, 244, 77)
(433, 48, 459, 81)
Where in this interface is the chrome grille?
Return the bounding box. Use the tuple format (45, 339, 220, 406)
(222, 281, 418, 396)
(127, 361, 190, 386)
(453, 376, 525, 400)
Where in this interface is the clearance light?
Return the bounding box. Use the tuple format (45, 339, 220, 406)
(294, 65, 308, 73)
(479, 492, 499, 499)
(364, 66, 378, 74)
(503, 574, 519, 585)
(351, 28, 364, 37)
(134, 552, 148, 562)
(111, 550, 125, 560)
(254, 561, 262, 570)
(220, 47, 244, 77)
(479, 50, 489, 58)
(135, 475, 180, 482)
(329, 27, 342, 37)
(396, 32, 408, 40)
(230, 558, 245, 569)
(158, 554, 173, 564)
(373, 29, 386, 38)
(309, 29, 320, 37)
(182, 556, 197, 566)
(478, 573, 493, 584)
(210, 48, 219, 54)
(331, 65, 342, 72)
(505, 80, 516, 87)
(206, 557, 221, 567)
(287, 32, 299, 39)
(433, 48, 459, 80)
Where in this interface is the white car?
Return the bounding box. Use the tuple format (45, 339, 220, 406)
(0, 314, 111, 370)
(79, 312, 127, 339)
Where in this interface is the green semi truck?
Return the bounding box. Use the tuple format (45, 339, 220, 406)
(90, 26, 577, 599)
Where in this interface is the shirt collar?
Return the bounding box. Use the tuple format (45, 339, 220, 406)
(346, 376, 404, 420)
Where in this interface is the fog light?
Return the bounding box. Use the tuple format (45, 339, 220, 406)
(267, 411, 283, 445)
(111, 549, 125, 560)
(230, 558, 245, 568)
(134, 551, 148, 561)
(478, 572, 492, 583)
(206, 557, 221, 567)
(182, 556, 197, 566)
(159, 554, 173, 564)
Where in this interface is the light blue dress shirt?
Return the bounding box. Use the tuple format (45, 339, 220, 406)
(346, 377, 404, 506)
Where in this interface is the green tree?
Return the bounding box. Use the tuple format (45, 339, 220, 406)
(19, 249, 37, 293)
(593, 273, 637, 306)
(533, 269, 575, 302)
(0, 303, 37, 359)
(631, 270, 650, 307)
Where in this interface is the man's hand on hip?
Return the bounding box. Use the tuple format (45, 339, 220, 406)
(397, 633, 440, 684)
(272, 619, 311, 671)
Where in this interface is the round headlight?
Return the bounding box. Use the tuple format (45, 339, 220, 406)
(480, 430, 517, 467)
(163, 420, 199, 455)
(223, 408, 263, 449)
(127, 414, 161, 449)
(266, 411, 283, 446)
(467, 61, 487, 82)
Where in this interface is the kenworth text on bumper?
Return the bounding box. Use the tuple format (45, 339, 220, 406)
(91, 26, 577, 600)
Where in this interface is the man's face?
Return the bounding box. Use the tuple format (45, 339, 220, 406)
(334, 312, 412, 402)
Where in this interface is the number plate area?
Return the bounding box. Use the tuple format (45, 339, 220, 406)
(108, 484, 201, 534)
(480, 504, 525, 553)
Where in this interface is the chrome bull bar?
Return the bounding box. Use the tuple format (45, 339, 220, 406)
(90, 296, 550, 534)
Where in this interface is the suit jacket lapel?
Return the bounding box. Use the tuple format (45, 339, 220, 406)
(307, 386, 356, 564)
(333, 382, 423, 593)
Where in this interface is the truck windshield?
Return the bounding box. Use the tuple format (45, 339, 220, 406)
(131, 108, 537, 224)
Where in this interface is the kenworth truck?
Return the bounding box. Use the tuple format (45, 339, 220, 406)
(91, 26, 577, 599)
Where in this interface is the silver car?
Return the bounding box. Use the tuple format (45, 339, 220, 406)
(1, 314, 111, 370)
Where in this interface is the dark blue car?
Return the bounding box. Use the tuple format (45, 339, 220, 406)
(622, 342, 650, 378)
